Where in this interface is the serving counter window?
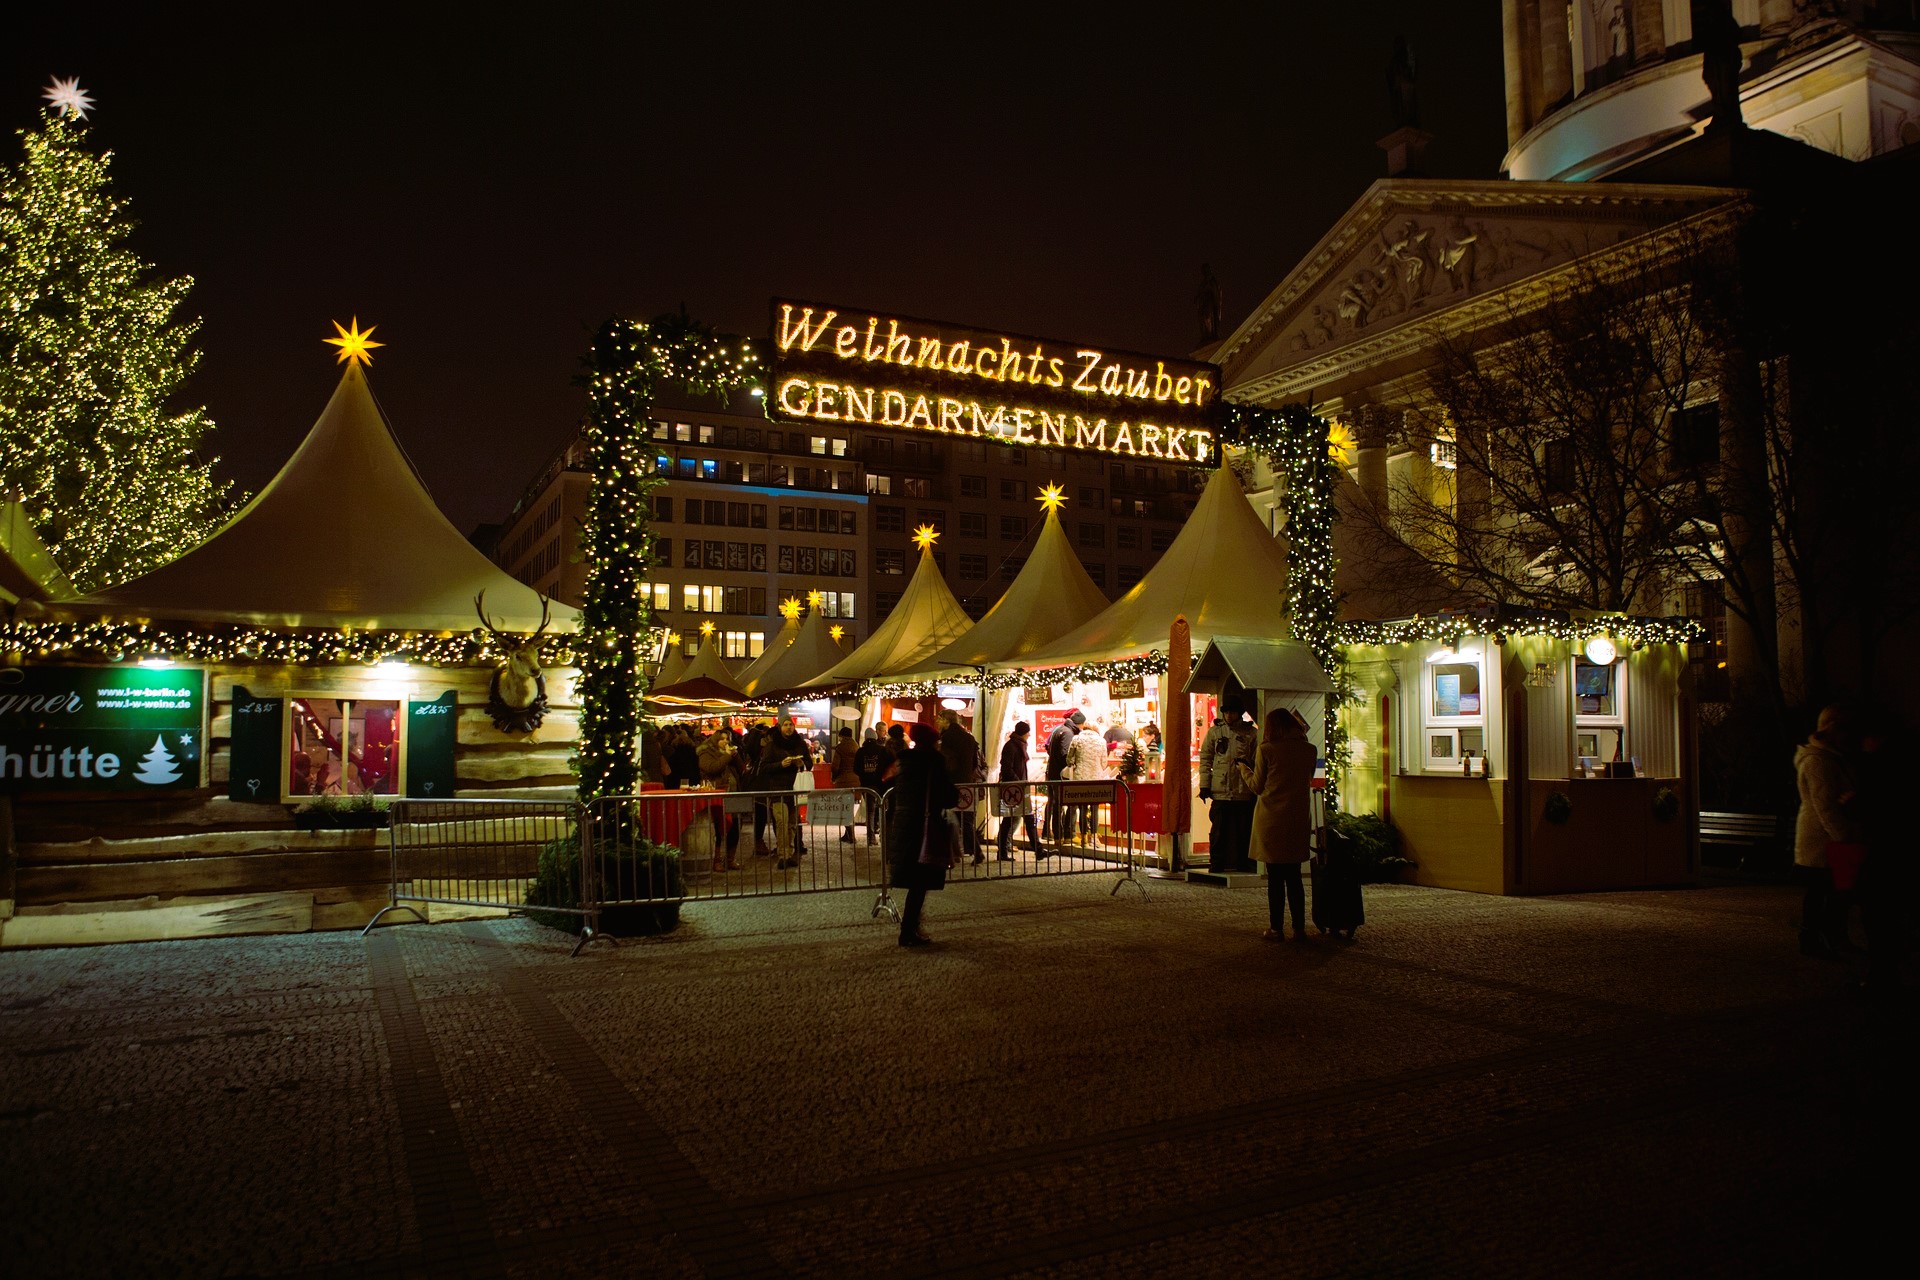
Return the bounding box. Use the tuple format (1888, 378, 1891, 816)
(1573, 656, 1627, 767)
(1422, 648, 1485, 771)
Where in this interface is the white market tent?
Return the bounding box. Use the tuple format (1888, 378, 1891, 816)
(911, 503, 1111, 676)
(750, 608, 847, 701)
(735, 611, 802, 696)
(50, 363, 570, 635)
(651, 639, 691, 690)
(650, 632, 745, 706)
(1017, 466, 1289, 669)
(808, 541, 971, 688)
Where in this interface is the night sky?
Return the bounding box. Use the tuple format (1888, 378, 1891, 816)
(8, 5, 1505, 533)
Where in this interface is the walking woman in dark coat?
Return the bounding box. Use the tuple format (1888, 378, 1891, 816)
(887, 723, 958, 947)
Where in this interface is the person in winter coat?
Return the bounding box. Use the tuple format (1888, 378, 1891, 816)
(852, 728, 891, 845)
(1044, 710, 1082, 841)
(758, 715, 814, 868)
(995, 722, 1046, 860)
(1199, 694, 1259, 874)
(938, 711, 984, 862)
(1794, 704, 1860, 959)
(1065, 717, 1109, 839)
(665, 727, 701, 789)
(697, 725, 742, 868)
(831, 727, 860, 842)
(887, 723, 958, 947)
(1241, 708, 1317, 940)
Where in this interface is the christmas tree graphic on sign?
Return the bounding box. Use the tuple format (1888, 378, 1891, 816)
(132, 735, 182, 786)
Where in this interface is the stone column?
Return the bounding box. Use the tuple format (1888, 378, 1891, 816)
(1355, 406, 1392, 511)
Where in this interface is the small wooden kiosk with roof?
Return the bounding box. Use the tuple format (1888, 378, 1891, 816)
(0, 326, 579, 945)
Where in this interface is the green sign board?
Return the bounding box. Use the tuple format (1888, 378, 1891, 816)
(0, 665, 206, 792)
(403, 690, 458, 798)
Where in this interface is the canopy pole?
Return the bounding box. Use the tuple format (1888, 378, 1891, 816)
(1161, 615, 1193, 876)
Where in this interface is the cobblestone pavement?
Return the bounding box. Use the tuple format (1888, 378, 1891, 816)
(1, 874, 1907, 1278)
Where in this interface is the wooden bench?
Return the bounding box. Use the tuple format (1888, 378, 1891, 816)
(1699, 811, 1782, 868)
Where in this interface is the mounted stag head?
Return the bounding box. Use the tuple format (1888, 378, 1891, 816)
(475, 590, 552, 733)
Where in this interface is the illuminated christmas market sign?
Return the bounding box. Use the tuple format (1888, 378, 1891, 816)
(768, 299, 1220, 463)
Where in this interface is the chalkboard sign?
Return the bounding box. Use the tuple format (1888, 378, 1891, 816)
(404, 691, 458, 798)
(227, 685, 284, 802)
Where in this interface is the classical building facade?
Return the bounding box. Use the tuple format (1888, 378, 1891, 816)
(1216, 2, 1918, 816)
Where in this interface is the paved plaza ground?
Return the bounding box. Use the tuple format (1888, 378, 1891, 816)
(0, 870, 1907, 1278)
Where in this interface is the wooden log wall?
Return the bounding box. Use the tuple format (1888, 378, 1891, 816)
(0, 661, 583, 947)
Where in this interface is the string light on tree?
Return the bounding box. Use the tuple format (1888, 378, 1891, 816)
(0, 89, 234, 593)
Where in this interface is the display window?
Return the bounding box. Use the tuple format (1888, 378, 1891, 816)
(286, 696, 403, 800)
(1422, 648, 1484, 771)
(1573, 657, 1627, 770)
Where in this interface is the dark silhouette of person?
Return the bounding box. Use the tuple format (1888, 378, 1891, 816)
(1387, 35, 1419, 129)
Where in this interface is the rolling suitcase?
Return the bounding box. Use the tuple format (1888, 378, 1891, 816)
(1310, 824, 1364, 940)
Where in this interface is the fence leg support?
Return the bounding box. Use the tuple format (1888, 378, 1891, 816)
(360, 904, 428, 936)
(871, 888, 898, 924)
(570, 922, 618, 956)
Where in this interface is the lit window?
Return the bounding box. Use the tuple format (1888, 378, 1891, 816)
(674, 423, 692, 441)
(811, 436, 829, 455)
(286, 696, 402, 800)
(840, 593, 856, 619)
(1422, 647, 1485, 771)
(868, 474, 893, 495)
(682, 584, 699, 612)
(698, 424, 716, 444)
(1574, 656, 1628, 767)
(749, 631, 767, 658)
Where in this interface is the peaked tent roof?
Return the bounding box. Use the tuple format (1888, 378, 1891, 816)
(53, 364, 572, 634)
(0, 499, 77, 605)
(752, 608, 847, 700)
(1018, 466, 1290, 669)
(737, 613, 802, 696)
(909, 506, 1110, 675)
(811, 543, 972, 686)
(651, 641, 690, 690)
(649, 635, 744, 706)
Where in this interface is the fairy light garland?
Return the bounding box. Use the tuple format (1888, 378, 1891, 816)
(1221, 403, 1352, 808)
(0, 619, 576, 667)
(1337, 613, 1706, 649)
(579, 314, 763, 801)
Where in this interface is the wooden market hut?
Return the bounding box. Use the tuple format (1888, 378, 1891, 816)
(0, 359, 580, 946)
(1337, 609, 1698, 895)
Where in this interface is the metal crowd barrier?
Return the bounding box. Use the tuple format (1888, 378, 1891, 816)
(585, 785, 891, 909)
(877, 777, 1147, 913)
(362, 778, 1147, 952)
(362, 797, 590, 944)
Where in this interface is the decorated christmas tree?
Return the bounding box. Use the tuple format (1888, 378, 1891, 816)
(132, 734, 182, 785)
(0, 79, 232, 593)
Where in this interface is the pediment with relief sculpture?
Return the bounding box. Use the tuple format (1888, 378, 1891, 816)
(1215, 178, 1742, 404)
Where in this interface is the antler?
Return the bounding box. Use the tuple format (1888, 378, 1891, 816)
(533, 593, 551, 639)
(473, 590, 502, 636)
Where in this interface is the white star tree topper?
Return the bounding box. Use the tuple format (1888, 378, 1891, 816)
(43, 76, 94, 119)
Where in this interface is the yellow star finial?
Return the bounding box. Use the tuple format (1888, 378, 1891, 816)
(665, 631, 682, 646)
(1327, 420, 1357, 467)
(324, 317, 383, 367)
(807, 589, 825, 608)
(1037, 482, 1067, 512)
(829, 624, 845, 642)
(911, 524, 940, 551)
(779, 597, 803, 620)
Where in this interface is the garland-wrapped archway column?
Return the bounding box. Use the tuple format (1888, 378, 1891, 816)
(576, 314, 763, 802)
